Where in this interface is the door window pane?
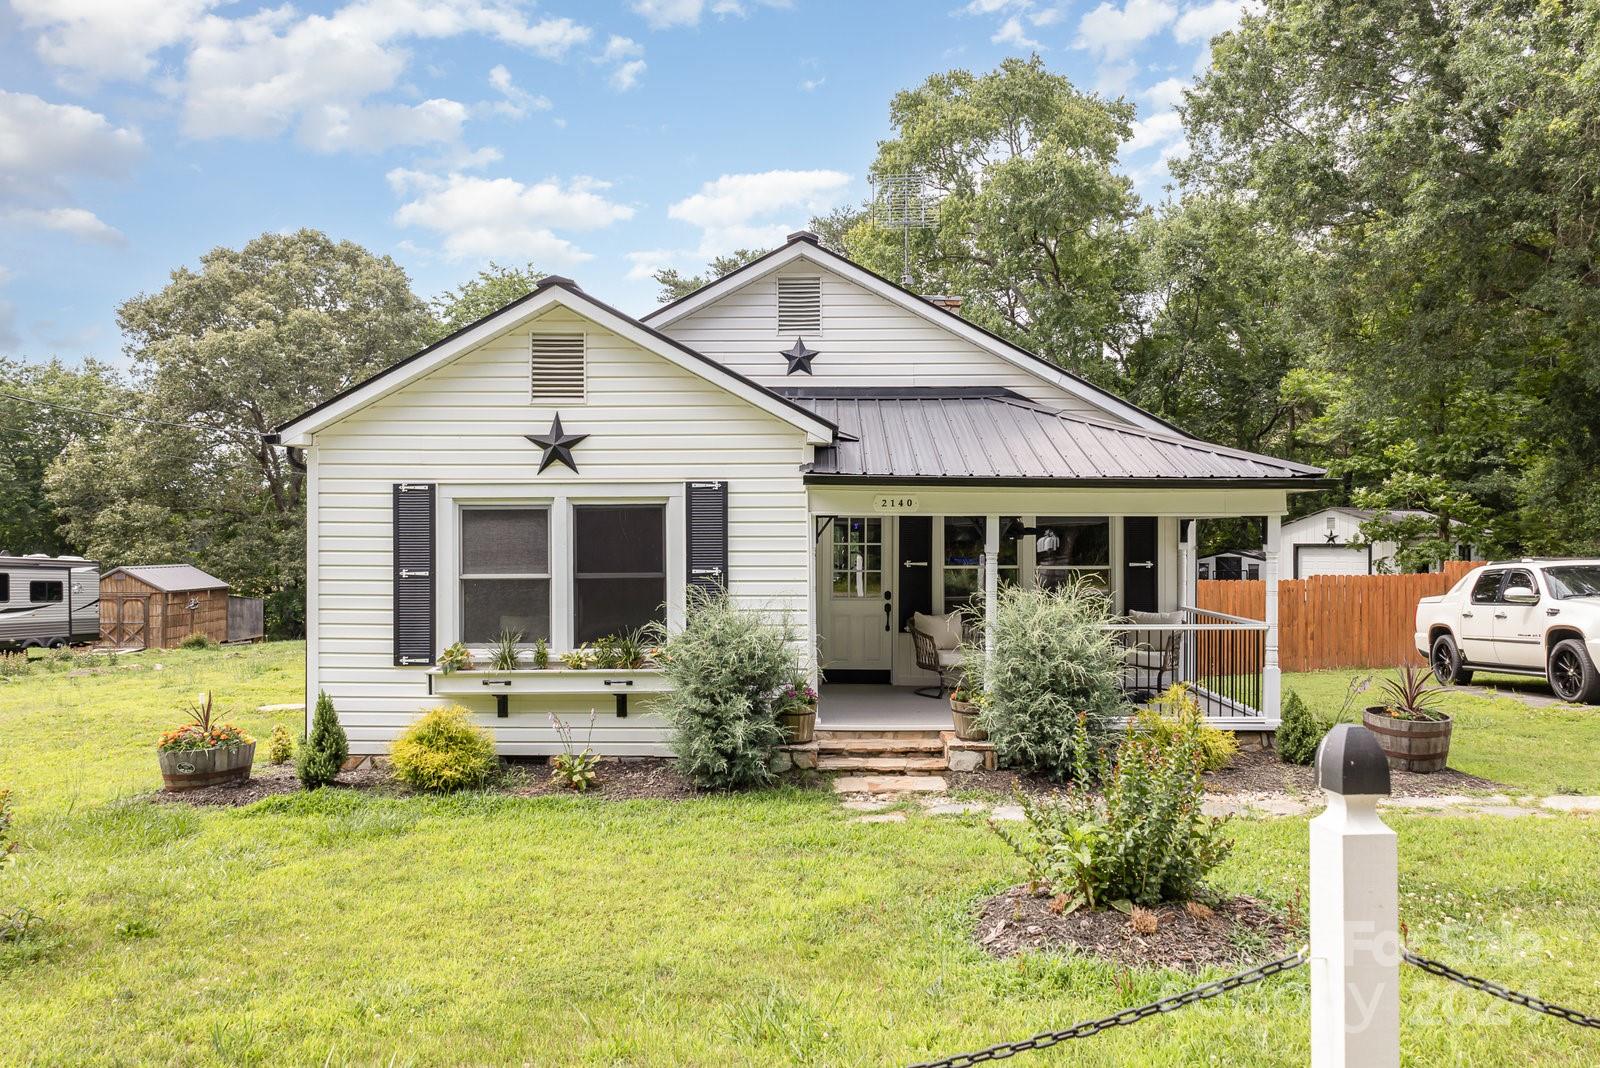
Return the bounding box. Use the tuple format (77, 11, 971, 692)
(460, 507, 550, 643)
(574, 504, 666, 644)
(831, 516, 883, 598)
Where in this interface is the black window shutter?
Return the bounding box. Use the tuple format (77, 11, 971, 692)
(685, 481, 728, 594)
(393, 482, 436, 666)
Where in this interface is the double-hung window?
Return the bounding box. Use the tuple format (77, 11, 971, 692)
(942, 516, 1021, 613)
(460, 508, 550, 643)
(573, 504, 667, 644)
(1035, 517, 1110, 588)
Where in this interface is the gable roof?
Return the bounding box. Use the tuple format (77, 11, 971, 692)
(781, 387, 1331, 487)
(105, 564, 229, 592)
(641, 231, 1184, 436)
(273, 276, 836, 447)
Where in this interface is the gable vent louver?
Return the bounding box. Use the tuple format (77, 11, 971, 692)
(777, 276, 822, 335)
(531, 333, 586, 403)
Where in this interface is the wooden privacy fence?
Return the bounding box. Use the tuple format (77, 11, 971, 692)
(226, 596, 265, 643)
(1197, 560, 1483, 672)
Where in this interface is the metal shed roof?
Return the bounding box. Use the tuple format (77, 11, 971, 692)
(105, 564, 230, 592)
(783, 388, 1329, 486)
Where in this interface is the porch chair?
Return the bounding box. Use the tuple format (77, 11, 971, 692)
(1120, 609, 1182, 695)
(910, 611, 966, 698)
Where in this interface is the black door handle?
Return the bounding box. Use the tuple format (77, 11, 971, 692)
(883, 598, 892, 632)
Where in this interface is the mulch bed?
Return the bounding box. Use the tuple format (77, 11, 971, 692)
(505, 757, 700, 800)
(1203, 747, 1502, 798)
(151, 760, 392, 807)
(976, 885, 1299, 973)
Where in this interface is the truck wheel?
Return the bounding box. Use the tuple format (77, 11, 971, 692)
(1430, 633, 1473, 686)
(1548, 639, 1600, 704)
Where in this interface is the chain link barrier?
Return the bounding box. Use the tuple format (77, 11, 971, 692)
(1403, 949, 1600, 1030)
(906, 948, 1307, 1068)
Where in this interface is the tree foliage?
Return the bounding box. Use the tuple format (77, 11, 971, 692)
(428, 262, 544, 339)
(652, 249, 767, 304)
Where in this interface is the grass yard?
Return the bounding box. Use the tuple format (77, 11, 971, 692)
(1, 643, 1597, 1065)
(1283, 667, 1600, 795)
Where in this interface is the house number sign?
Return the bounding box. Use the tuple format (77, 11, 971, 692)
(873, 495, 920, 514)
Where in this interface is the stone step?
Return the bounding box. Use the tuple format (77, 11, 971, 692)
(816, 735, 945, 755)
(814, 728, 945, 740)
(818, 754, 948, 773)
(832, 774, 949, 795)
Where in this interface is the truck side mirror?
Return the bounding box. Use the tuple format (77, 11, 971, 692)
(1503, 585, 1538, 605)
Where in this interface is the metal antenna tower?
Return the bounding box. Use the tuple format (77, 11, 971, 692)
(872, 170, 941, 287)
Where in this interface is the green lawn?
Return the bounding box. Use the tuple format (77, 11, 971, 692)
(1283, 668, 1600, 795)
(1, 644, 1597, 1065)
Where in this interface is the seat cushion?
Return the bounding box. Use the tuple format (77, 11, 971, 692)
(1128, 609, 1183, 627)
(936, 649, 966, 669)
(913, 611, 965, 651)
(1123, 648, 1167, 670)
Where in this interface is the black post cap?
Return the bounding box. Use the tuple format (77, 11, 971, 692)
(1314, 723, 1391, 796)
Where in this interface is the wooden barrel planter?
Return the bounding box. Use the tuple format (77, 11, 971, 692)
(1361, 709, 1452, 773)
(158, 742, 256, 791)
(950, 698, 987, 741)
(777, 706, 816, 744)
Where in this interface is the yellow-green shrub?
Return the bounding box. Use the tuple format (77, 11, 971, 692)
(1133, 684, 1239, 773)
(390, 706, 498, 792)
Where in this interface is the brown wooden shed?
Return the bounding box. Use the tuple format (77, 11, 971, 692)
(100, 565, 231, 649)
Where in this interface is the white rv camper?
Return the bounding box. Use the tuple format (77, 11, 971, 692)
(0, 555, 101, 649)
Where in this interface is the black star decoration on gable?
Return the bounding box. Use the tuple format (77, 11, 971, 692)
(780, 337, 819, 375)
(525, 413, 588, 474)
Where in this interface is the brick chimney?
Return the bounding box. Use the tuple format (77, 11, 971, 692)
(926, 294, 963, 312)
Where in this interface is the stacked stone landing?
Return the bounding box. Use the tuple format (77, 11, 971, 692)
(776, 729, 997, 775)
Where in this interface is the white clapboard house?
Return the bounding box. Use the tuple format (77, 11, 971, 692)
(272, 231, 1332, 754)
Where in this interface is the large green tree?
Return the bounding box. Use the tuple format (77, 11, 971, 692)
(46, 229, 431, 634)
(842, 56, 1145, 386)
(652, 249, 767, 304)
(1181, 0, 1600, 555)
(429, 261, 545, 339)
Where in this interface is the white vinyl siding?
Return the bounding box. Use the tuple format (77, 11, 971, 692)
(530, 332, 585, 402)
(309, 304, 812, 756)
(662, 262, 1114, 417)
(776, 276, 822, 336)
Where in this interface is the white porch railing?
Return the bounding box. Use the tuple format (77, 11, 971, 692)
(1101, 606, 1269, 725)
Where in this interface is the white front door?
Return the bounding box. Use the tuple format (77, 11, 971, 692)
(820, 515, 894, 674)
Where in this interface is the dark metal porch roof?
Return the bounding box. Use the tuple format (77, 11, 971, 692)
(782, 387, 1329, 487)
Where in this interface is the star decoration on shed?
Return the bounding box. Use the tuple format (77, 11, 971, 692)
(525, 413, 588, 473)
(779, 337, 819, 375)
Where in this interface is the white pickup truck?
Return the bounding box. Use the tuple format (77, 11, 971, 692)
(1415, 560, 1600, 703)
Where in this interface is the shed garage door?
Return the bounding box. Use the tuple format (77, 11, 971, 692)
(1296, 545, 1370, 578)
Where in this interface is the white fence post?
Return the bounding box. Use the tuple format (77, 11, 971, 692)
(1262, 513, 1282, 721)
(983, 515, 999, 677)
(1310, 724, 1400, 1068)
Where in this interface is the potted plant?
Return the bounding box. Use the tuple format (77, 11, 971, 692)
(156, 692, 256, 791)
(775, 679, 817, 744)
(1362, 664, 1453, 773)
(490, 629, 523, 672)
(439, 642, 472, 674)
(950, 677, 987, 740)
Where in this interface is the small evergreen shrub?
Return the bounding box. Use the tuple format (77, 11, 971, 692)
(1134, 684, 1239, 773)
(974, 582, 1126, 780)
(650, 589, 798, 790)
(267, 724, 294, 765)
(178, 633, 216, 650)
(1277, 690, 1328, 766)
(296, 690, 349, 788)
(992, 718, 1233, 910)
(390, 706, 497, 792)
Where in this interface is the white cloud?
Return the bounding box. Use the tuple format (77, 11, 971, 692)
(799, 77, 825, 92)
(10, 0, 217, 85)
(1094, 61, 1140, 95)
(302, 99, 472, 153)
(1031, 6, 1066, 26)
(624, 248, 681, 281)
(1075, 0, 1177, 59)
(610, 60, 648, 92)
(630, 0, 789, 29)
(4, 206, 125, 244)
(1124, 108, 1183, 152)
(389, 170, 633, 263)
(600, 35, 645, 61)
(487, 64, 552, 119)
(1174, 0, 1250, 43)
(993, 16, 1043, 49)
(1142, 76, 1189, 111)
(961, 0, 1028, 12)
(669, 169, 850, 254)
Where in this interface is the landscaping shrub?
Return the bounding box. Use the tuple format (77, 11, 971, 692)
(992, 718, 1232, 910)
(974, 582, 1126, 780)
(0, 787, 16, 868)
(650, 589, 798, 790)
(296, 691, 348, 788)
(1134, 684, 1239, 773)
(549, 713, 600, 792)
(178, 633, 216, 650)
(390, 706, 497, 792)
(1277, 690, 1328, 766)
(267, 725, 294, 765)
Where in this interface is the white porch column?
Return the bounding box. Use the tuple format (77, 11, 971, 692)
(1178, 518, 1198, 681)
(983, 514, 999, 681)
(1263, 514, 1282, 721)
(1310, 725, 1400, 1068)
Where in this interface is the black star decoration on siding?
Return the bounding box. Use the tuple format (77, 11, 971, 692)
(780, 337, 819, 375)
(526, 413, 588, 473)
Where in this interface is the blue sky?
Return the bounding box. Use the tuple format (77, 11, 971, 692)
(0, 0, 1246, 366)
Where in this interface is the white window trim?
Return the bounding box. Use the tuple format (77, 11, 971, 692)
(436, 482, 685, 654)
